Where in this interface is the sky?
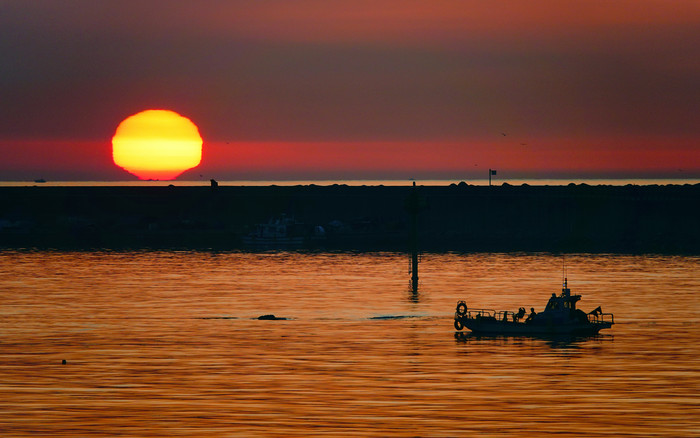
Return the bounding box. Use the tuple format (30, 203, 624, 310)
(1, 0, 699, 181)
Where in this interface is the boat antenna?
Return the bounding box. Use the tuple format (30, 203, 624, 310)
(561, 255, 571, 294)
(562, 255, 567, 288)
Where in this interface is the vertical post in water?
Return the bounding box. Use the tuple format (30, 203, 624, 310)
(411, 196, 419, 294)
(405, 181, 424, 296)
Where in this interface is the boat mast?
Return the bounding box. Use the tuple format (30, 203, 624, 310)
(562, 256, 570, 295)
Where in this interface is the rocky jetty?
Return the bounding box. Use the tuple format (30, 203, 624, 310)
(0, 183, 698, 253)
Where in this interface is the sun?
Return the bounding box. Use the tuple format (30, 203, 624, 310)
(112, 109, 203, 180)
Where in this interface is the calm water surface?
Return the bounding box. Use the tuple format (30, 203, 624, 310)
(0, 251, 698, 436)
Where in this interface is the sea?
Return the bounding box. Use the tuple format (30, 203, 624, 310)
(0, 251, 698, 436)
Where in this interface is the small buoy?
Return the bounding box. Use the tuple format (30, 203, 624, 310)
(62, 359, 67, 365)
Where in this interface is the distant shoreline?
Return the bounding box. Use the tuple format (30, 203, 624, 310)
(1, 178, 699, 188)
(1, 184, 698, 254)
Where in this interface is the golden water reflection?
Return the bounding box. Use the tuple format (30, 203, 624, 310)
(0, 251, 698, 436)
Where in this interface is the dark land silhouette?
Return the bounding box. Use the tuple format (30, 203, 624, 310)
(0, 183, 698, 253)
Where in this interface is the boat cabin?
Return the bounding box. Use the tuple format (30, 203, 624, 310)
(544, 278, 580, 312)
(533, 278, 589, 324)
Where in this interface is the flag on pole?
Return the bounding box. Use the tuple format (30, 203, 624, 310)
(490, 169, 497, 175)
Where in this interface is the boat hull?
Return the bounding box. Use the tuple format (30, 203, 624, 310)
(457, 317, 612, 336)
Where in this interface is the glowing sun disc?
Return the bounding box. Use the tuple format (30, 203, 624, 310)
(112, 109, 203, 180)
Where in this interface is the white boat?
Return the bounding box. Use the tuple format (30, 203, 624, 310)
(242, 215, 311, 247)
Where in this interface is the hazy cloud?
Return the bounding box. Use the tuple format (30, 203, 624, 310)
(1, 1, 698, 178)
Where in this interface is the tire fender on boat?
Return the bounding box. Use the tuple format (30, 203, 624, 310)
(456, 302, 467, 316)
(454, 319, 464, 331)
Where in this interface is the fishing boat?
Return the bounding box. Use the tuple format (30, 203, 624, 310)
(453, 278, 614, 336)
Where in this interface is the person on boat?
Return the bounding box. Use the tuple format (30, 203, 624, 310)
(514, 307, 526, 322)
(546, 293, 557, 310)
(525, 307, 536, 323)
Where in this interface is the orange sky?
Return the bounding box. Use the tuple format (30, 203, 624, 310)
(0, 1, 698, 180)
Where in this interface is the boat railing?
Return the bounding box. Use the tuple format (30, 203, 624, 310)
(588, 312, 615, 324)
(455, 309, 496, 319)
(496, 310, 520, 322)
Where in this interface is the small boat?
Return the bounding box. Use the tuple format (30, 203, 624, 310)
(454, 278, 614, 336)
(242, 215, 325, 247)
(242, 215, 305, 246)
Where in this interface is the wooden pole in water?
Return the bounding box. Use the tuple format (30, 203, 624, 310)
(405, 181, 424, 295)
(410, 204, 419, 293)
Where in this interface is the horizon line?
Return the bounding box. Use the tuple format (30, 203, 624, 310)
(1, 177, 699, 188)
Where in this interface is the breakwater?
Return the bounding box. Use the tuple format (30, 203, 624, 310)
(1, 183, 698, 253)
